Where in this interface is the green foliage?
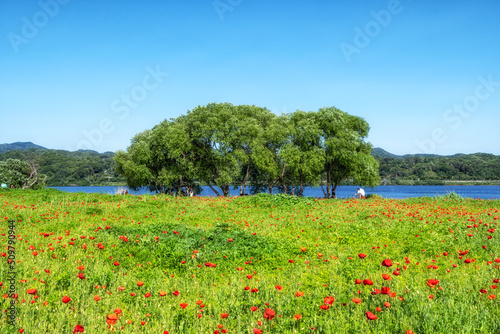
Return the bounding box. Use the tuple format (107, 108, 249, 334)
(1, 189, 499, 333)
(376, 153, 500, 184)
(439, 191, 465, 201)
(0, 158, 47, 189)
(243, 192, 314, 208)
(0, 148, 124, 186)
(115, 103, 380, 198)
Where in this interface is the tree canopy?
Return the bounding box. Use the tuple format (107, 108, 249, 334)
(115, 103, 380, 197)
(0, 158, 47, 189)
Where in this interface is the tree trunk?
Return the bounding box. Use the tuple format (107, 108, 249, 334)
(220, 184, 230, 197)
(278, 162, 287, 194)
(331, 183, 338, 199)
(22, 161, 38, 189)
(240, 162, 250, 196)
(326, 169, 332, 199)
(206, 181, 221, 197)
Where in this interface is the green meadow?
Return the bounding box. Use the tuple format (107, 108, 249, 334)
(0, 189, 499, 333)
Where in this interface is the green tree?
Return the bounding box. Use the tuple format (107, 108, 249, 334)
(286, 110, 325, 196)
(316, 107, 379, 198)
(249, 114, 292, 194)
(0, 158, 47, 189)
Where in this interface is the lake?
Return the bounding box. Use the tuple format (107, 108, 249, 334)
(49, 185, 500, 200)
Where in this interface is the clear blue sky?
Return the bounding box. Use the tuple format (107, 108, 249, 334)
(1, 0, 499, 155)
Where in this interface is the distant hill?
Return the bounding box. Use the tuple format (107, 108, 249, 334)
(371, 148, 402, 159)
(371, 147, 463, 159)
(0, 142, 47, 154)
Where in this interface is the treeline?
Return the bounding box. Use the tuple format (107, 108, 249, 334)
(0, 149, 124, 186)
(375, 153, 500, 185)
(114, 103, 380, 197)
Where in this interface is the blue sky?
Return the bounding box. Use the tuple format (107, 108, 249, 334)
(1, 0, 499, 155)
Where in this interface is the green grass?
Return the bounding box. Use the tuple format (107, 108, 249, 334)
(0, 189, 499, 333)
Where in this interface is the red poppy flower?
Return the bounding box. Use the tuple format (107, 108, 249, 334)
(352, 298, 362, 304)
(27, 288, 36, 295)
(358, 253, 367, 259)
(275, 285, 283, 291)
(253, 329, 264, 334)
(264, 308, 275, 320)
(320, 304, 330, 310)
(355, 279, 362, 284)
(294, 314, 302, 320)
(94, 295, 100, 302)
(382, 274, 391, 281)
(250, 306, 258, 311)
(247, 274, 253, 279)
(324, 296, 335, 305)
(137, 280, 144, 286)
(382, 259, 393, 267)
(427, 279, 439, 288)
(62, 296, 71, 303)
(73, 325, 84, 333)
(173, 290, 180, 296)
(295, 291, 304, 297)
(381, 287, 390, 295)
(144, 292, 151, 298)
(113, 261, 119, 266)
(221, 313, 229, 319)
(363, 279, 373, 285)
(180, 303, 188, 309)
(366, 311, 378, 320)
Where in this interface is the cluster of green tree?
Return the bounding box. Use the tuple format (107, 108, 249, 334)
(0, 158, 46, 189)
(0, 149, 124, 186)
(375, 153, 500, 185)
(114, 103, 380, 197)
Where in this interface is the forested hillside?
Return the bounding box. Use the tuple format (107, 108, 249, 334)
(374, 153, 500, 185)
(0, 148, 124, 186)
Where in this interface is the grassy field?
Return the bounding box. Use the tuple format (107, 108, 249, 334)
(0, 189, 499, 333)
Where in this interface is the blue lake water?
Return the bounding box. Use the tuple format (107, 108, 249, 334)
(49, 185, 500, 200)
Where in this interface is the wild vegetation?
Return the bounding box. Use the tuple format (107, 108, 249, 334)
(0, 149, 123, 187)
(0, 188, 498, 333)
